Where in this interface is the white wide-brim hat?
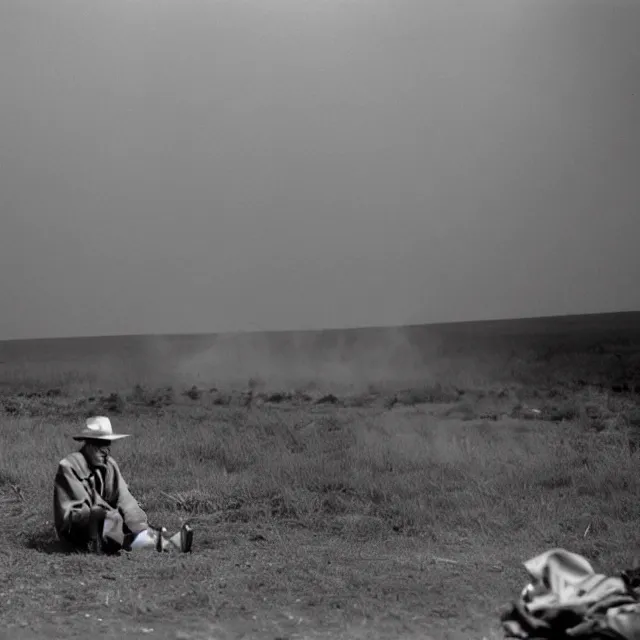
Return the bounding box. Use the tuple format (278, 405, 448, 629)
(72, 416, 130, 442)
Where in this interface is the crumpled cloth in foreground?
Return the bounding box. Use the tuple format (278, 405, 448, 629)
(501, 548, 640, 639)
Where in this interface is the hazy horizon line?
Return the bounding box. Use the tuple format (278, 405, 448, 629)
(2, 308, 638, 345)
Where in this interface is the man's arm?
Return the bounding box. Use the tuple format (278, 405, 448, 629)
(111, 459, 148, 535)
(53, 462, 92, 537)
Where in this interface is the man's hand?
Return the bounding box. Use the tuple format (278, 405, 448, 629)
(89, 505, 108, 518)
(88, 506, 124, 552)
(103, 508, 122, 531)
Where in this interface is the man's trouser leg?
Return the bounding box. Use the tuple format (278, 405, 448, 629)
(88, 507, 106, 553)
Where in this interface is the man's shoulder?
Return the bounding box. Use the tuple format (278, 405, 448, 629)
(104, 456, 125, 480)
(57, 452, 89, 476)
(106, 456, 121, 470)
(58, 451, 83, 468)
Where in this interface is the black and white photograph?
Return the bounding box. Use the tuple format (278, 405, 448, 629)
(1, 0, 639, 638)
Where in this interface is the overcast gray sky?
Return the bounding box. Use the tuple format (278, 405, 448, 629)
(1, 0, 639, 340)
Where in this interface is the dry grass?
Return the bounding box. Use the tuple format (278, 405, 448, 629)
(1, 369, 640, 639)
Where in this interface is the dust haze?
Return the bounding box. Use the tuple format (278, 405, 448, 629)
(5, 312, 639, 393)
(170, 326, 443, 391)
(0, 324, 496, 392)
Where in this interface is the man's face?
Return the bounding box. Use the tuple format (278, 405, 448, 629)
(82, 440, 111, 468)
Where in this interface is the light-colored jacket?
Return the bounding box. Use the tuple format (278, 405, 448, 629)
(53, 451, 148, 541)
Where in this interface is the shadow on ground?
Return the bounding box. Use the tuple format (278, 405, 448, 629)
(23, 529, 80, 555)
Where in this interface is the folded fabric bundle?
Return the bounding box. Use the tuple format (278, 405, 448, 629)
(501, 548, 640, 639)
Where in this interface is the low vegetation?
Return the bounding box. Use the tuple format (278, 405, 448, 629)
(1, 368, 640, 638)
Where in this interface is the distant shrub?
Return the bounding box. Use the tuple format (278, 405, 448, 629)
(102, 392, 126, 414)
(211, 392, 232, 406)
(128, 384, 175, 407)
(543, 403, 579, 423)
(314, 393, 339, 405)
(383, 395, 398, 410)
(149, 386, 175, 407)
(1, 398, 24, 416)
(394, 384, 461, 407)
(184, 385, 201, 401)
(264, 391, 293, 404)
(129, 384, 148, 403)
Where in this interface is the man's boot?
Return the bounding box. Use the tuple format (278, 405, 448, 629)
(163, 524, 193, 553)
(180, 524, 193, 553)
(155, 526, 166, 552)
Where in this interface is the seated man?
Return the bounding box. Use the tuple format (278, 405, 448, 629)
(53, 416, 193, 554)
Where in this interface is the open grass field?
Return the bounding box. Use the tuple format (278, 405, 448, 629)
(1, 312, 640, 639)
